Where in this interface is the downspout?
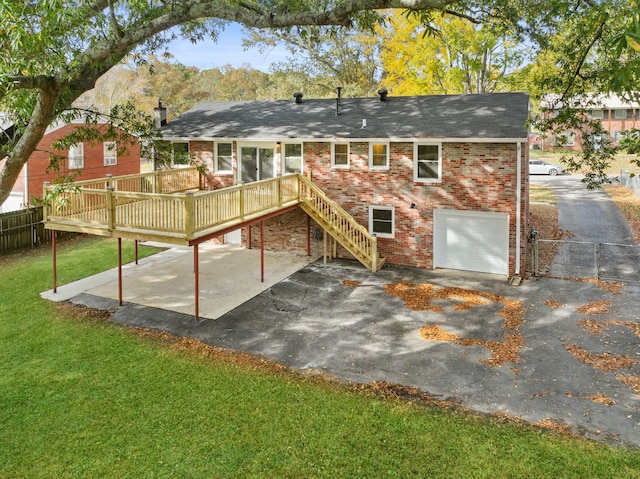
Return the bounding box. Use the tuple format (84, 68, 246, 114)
(515, 141, 522, 276)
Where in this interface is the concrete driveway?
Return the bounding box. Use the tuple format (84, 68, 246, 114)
(530, 173, 636, 243)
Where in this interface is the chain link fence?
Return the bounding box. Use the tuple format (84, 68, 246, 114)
(533, 238, 640, 282)
(619, 169, 640, 197)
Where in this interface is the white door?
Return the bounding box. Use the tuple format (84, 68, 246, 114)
(433, 209, 509, 275)
(224, 229, 242, 245)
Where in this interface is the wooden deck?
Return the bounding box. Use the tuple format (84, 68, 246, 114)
(43, 168, 384, 271)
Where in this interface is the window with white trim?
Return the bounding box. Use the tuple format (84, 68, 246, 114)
(215, 142, 233, 173)
(68, 143, 84, 169)
(590, 109, 604, 119)
(368, 205, 394, 238)
(171, 142, 190, 166)
(103, 141, 117, 166)
(331, 143, 349, 168)
(369, 142, 389, 169)
(614, 109, 627, 119)
(283, 143, 303, 174)
(414, 143, 441, 182)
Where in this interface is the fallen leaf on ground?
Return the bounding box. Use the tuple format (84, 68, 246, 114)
(615, 374, 640, 395)
(577, 318, 610, 334)
(565, 344, 638, 371)
(576, 300, 611, 315)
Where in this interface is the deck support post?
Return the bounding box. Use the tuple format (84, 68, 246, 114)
(248, 224, 252, 249)
(307, 216, 311, 255)
(118, 238, 123, 306)
(194, 244, 199, 320)
(323, 228, 327, 265)
(260, 221, 265, 283)
(52, 229, 57, 293)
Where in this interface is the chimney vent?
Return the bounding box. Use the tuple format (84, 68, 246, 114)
(293, 93, 303, 104)
(378, 89, 388, 102)
(153, 99, 167, 128)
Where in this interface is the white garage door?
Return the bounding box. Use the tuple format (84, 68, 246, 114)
(433, 209, 509, 275)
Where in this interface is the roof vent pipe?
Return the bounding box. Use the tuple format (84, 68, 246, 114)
(378, 89, 388, 102)
(294, 92, 303, 104)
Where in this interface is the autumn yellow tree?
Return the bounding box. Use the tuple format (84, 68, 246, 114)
(377, 11, 526, 95)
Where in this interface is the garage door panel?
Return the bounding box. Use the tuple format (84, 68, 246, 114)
(434, 210, 509, 275)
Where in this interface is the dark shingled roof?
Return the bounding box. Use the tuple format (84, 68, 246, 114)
(161, 92, 530, 141)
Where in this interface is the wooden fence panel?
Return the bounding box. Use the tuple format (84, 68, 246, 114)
(0, 207, 76, 255)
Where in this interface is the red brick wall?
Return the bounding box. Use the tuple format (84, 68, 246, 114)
(189, 139, 528, 276)
(28, 124, 140, 202)
(191, 140, 235, 189)
(542, 109, 639, 151)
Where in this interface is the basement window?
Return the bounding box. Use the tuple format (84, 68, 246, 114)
(369, 205, 394, 238)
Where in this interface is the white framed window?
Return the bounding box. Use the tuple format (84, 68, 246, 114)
(331, 142, 350, 169)
(368, 205, 394, 238)
(171, 142, 190, 166)
(215, 142, 233, 173)
(369, 142, 389, 170)
(414, 143, 441, 182)
(68, 143, 84, 169)
(103, 141, 117, 166)
(590, 109, 604, 119)
(282, 143, 303, 174)
(614, 109, 627, 119)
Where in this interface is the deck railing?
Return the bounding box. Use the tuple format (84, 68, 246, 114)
(43, 168, 382, 270)
(44, 171, 299, 240)
(69, 167, 200, 194)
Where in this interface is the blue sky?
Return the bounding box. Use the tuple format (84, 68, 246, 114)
(164, 23, 289, 71)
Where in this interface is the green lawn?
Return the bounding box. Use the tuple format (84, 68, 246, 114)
(530, 184, 557, 204)
(1, 237, 640, 478)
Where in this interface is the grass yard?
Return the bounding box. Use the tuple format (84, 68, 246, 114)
(1, 237, 640, 478)
(530, 184, 557, 204)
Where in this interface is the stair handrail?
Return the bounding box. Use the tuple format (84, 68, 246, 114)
(296, 173, 379, 270)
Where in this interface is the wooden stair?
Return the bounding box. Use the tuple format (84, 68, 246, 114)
(297, 174, 384, 272)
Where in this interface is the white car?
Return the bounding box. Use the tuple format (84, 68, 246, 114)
(529, 159, 563, 176)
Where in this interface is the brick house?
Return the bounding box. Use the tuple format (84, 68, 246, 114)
(159, 92, 530, 277)
(1, 117, 141, 212)
(539, 93, 640, 151)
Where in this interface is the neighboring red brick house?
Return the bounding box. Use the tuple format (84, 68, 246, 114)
(159, 92, 530, 277)
(1, 117, 141, 211)
(539, 93, 640, 151)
